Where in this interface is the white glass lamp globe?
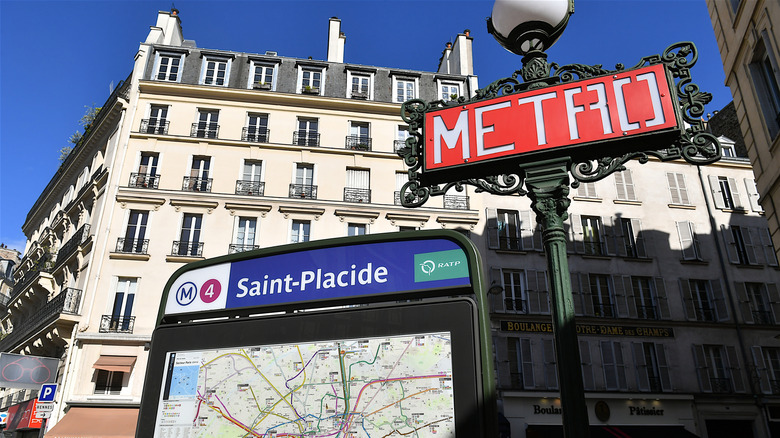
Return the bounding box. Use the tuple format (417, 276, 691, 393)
(488, 0, 574, 56)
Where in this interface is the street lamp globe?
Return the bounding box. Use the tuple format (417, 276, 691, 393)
(488, 0, 574, 56)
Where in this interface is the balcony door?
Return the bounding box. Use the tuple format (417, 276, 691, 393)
(179, 214, 203, 256)
(111, 278, 136, 331)
(123, 210, 148, 253)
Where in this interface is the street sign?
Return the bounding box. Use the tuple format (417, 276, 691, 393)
(34, 402, 53, 419)
(38, 383, 57, 402)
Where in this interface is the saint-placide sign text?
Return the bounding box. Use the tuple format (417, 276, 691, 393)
(500, 321, 673, 338)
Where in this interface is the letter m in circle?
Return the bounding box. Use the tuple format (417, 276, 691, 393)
(176, 281, 198, 306)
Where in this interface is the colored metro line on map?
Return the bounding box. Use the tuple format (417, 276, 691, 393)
(154, 332, 456, 437)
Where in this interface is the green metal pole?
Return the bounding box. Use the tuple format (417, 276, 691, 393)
(522, 160, 590, 438)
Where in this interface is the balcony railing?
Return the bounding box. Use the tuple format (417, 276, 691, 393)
(129, 173, 160, 189)
(11, 258, 54, 299)
(394, 191, 422, 206)
(0, 288, 82, 352)
(592, 304, 615, 318)
(139, 119, 169, 135)
(171, 241, 204, 257)
(444, 195, 469, 210)
(99, 315, 135, 334)
(394, 140, 406, 152)
(504, 298, 526, 313)
(293, 131, 320, 147)
(56, 224, 91, 266)
(191, 123, 219, 139)
(753, 310, 774, 325)
(235, 180, 265, 196)
(636, 305, 659, 320)
(345, 136, 372, 151)
(344, 187, 371, 203)
(229, 244, 260, 254)
(695, 307, 716, 322)
(289, 184, 317, 199)
(182, 177, 213, 192)
(115, 238, 149, 254)
(710, 377, 732, 393)
(242, 127, 269, 143)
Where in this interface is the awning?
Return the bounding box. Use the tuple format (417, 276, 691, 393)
(92, 355, 136, 373)
(45, 407, 138, 438)
(526, 425, 700, 438)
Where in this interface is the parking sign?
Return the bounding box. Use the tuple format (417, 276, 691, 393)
(39, 383, 57, 402)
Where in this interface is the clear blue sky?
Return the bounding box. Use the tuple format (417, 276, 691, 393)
(0, 0, 731, 252)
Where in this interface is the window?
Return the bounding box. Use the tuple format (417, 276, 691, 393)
(581, 216, 604, 256)
(300, 68, 323, 93)
(395, 126, 410, 152)
(94, 370, 124, 395)
(666, 172, 690, 205)
(579, 340, 595, 390)
(154, 52, 183, 82)
(692, 344, 744, 393)
(737, 282, 779, 324)
(507, 338, 533, 389)
(675, 221, 703, 261)
(589, 274, 614, 317)
(394, 77, 416, 103)
(237, 160, 264, 196)
(244, 113, 269, 142)
(440, 82, 461, 101)
(681, 279, 728, 322)
(348, 72, 371, 99)
(600, 341, 627, 390)
(185, 156, 212, 192)
(345, 168, 370, 203)
(230, 217, 257, 253)
(200, 56, 230, 86)
(348, 223, 367, 237)
(575, 182, 598, 198)
(143, 105, 169, 135)
(176, 213, 203, 256)
(501, 270, 526, 313)
(630, 277, 664, 320)
(131, 152, 159, 188)
(721, 141, 736, 157)
(726, 225, 756, 265)
(749, 33, 780, 139)
(491, 268, 549, 314)
(709, 175, 743, 210)
(109, 277, 136, 333)
(618, 218, 646, 258)
(291, 220, 310, 243)
(295, 118, 319, 146)
(249, 61, 276, 89)
(754, 347, 780, 394)
(120, 210, 148, 254)
(486, 209, 520, 251)
(192, 109, 219, 139)
(347, 122, 371, 151)
(632, 342, 671, 392)
(744, 178, 763, 213)
(291, 164, 316, 199)
(614, 170, 636, 201)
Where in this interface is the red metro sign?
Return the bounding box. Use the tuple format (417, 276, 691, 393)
(422, 63, 680, 184)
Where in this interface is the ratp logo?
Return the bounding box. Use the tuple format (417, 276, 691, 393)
(414, 249, 469, 283)
(420, 260, 436, 275)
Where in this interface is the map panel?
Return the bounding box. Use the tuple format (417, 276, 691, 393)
(154, 332, 455, 437)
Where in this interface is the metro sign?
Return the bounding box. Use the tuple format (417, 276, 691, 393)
(422, 63, 680, 184)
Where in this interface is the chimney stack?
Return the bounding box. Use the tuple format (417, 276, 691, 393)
(327, 17, 346, 63)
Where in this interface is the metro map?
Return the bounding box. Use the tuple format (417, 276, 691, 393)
(154, 332, 456, 437)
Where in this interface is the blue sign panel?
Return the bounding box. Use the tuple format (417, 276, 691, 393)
(164, 238, 470, 316)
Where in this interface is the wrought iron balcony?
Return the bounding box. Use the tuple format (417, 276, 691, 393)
(710, 377, 732, 393)
(191, 123, 219, 139)
(753, 310, 774, 325)
(695, 307, 716, 322)
(56, 224, 91, 266)
(344, 187, 371, 203)
(129, 173, 160, 189)
(99, 315, 135, 334)
(504, 298, 527, 313)
(139, 119, 169, 135)
(235, 180, 265, 196)
(11, 258, 54, 299)
(592, 304, 616, 318)
(444, 195, 470, 210)
(182, 177, 213, 192)
(0, 288, 81, 352)
(394, 191, 422, 206)
(636, 305, 659, 320)
(289, 184, 317, 199)
(171, 241, 204, 257)
(229, 244, 260, 254)
(242, 127, 270, 143)
(293, 131, 320, 147)
(115, 238, 149, 254)
(394, 140, 406, 152)
(345, 135, 372, 151)
(498, 237, 521, 251)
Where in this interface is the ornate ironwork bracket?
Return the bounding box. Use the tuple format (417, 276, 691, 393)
(397, 41, 721, 204)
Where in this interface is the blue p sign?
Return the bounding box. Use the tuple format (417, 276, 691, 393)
(39, 383, 57, 402)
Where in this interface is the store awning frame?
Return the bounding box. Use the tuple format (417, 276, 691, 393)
(92, 355, 136, 373)
(45, 407, 138, 438)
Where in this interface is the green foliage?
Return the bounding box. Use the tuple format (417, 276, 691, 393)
(58, 105, 101, 163)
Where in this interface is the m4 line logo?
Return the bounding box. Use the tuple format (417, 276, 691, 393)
(414, 249, 469, 282)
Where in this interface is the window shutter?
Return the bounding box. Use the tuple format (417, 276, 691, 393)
(728, 177, 744, 209)
(507, 338, 520, 388)
(679, 279, 697, 321)
(632, 342, 650, 391)
(767, 283, 780, 324)
(520, 211, 534, 251)
(692, 344, 712, 392)
(667, 172, 680, 204)
(726, 345, 745, 392)
(613, 275, 630, 318)
(711, 280, 730, 322)
(709, 175, 726, 209)
(489, 267, 504, 313)
(569, 214, 584, 254)
(625, 276, 638, 319)
(603, 216, 618, 256)
(761, 228, 779, 267)
(521, 339, 535, 389)
(623, 170, 636, 201)
(749, 228, 766, 265)
(543, 339, 558, 390)
(721, 225, 740, 263)
(615, 342, 627, 390)
(577, 273, 593, 317)
(486, 209, 499, 249)
(753, 346, 772, 394)
(655, 343, 672, 391)
(745, 178, 764, 212)
(676, 221, 697, 260)
(743, 228, 758, 265)
(579, 340, 595, 390)
(612, 217, 627, 257)
(654, 278, 671, 320)
(631, 219, 647, 257)
(615, 171, 627, 200)
(601, 341, 618, 390)
(735, 282, 754, 324)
